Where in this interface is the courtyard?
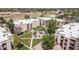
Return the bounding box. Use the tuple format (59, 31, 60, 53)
(13, 29, 44, 50)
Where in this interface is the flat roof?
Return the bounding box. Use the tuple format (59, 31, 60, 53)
(14, 19, 39, 25)
(53, 18, 64, 22)
(38, 17, 51, 21)
(57, 23, 79, 38)
(0, 27, 12, 43)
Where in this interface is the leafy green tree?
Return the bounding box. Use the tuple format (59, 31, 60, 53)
(0, 17, 6, 24)
(7, 19, 14, 33)
(47, 19, 56, 34)
(42, 34, 55, 50)
(13, 34, 22, 49)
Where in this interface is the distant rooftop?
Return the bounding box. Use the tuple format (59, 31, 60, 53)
(53, 18, 64, 22)
(14, 19, 39, 25)
(38, 17, 51, 21)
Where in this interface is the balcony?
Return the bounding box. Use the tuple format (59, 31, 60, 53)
(3, 47, 7, 50)
(70, 39, 75, 44)
(64, 43, 67, 46)
(60, 42, 63, 48)
(69, 43, 75, 48)
(69, 47, 74, 50)
(64, 47, 66, 50)
(2, 43, 7, 48)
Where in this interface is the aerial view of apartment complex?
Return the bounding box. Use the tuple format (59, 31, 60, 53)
(0, 8, 79, 50)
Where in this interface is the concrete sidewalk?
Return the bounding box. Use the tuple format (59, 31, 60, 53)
(33, 42, 43, 50)
(53, 45, 62, 50)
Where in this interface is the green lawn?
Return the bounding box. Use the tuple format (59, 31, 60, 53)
(17, 46, 29, 50)
(21, 39, 31, 46)
(20, 32, 32, 38)
(32, 39, 42, 47)
(33, 26, 45, 31)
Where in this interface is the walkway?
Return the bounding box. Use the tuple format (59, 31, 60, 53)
(20, 41, 30, 49)
(53, 45, 62, 50)
(29, 30, 34, 50)
(33, 42, 43, 50)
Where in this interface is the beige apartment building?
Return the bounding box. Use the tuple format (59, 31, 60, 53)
(55, 23, 79, 50)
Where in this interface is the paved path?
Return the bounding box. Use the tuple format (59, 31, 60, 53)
(53, 45, 62, 50)
(29, 30, 34, 50)
(21, 38, 31, 39)
(33, 42, 43, 50)
(29, 37, 34, 50)
(20, 32, 31, 37)
(20, 42, 30, 49)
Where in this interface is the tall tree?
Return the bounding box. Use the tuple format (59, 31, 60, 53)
(0, 17, 6, 24)
(13, 34, 23, 49)
(7, 19, 14, 33)
(42, 34, 55, 50)
(47, 19, 56, 34)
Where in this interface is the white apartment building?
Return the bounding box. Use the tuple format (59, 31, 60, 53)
(49, 14, 65, 27)
(14, 19, 40, 34)
(29, 19, 40, 28)
(0, 26, 12, 50)
(53, 18, 65, 27)
(38, 17, 51, 26)
(55, 23, 79, 50)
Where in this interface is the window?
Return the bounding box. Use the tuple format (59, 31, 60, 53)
(64, 43, 67, 46)
(60, 43, 63, 48)
(65, 39, 67, 42)
(56, 38, 57, 42)
(60, 43, 62, 45)
(70, 43, 74, 47)
(61, 36, 64, 40)
(3, 47, 7, 50)
(2, 43, 6, 46)
(60, 30, 64, 32)
(61, 36, 64, 38)
(70, 39, 75, 43)
(69, 47, 74, 50)
(3, 34, 6, 36)
(60, 39, 63, 43)
(2, 43, 7, 50)
(69, 27, 71, 29)
(64, 47, 66, 50)
(2, 43, 6, 47)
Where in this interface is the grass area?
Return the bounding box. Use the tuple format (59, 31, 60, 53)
(37, 27, 45, 31)
(17, 46, 29, 50)
(13, 34, 21, 46)
(21, 39, 31, 46)
(32, 39, 42, 47)
(33, 26, 45, 31)
(20, 32, 32, 38)
(13, 34, 30, 50)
